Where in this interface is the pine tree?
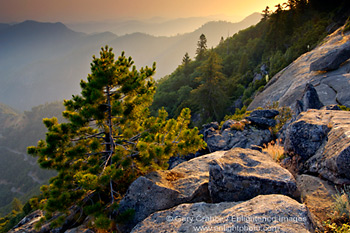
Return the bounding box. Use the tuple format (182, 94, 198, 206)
(27, 46, 206, 229)
(196, 34, 207, 60)
(11, 198, 22, 213)
(262, 6, 271, 20)
(191, 51, 228, 122)
(182, 52, 191, 66)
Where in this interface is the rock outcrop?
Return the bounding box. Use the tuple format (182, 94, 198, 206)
(297, 174, 336, 223)
(248, 28, 350, 110)
(310, 40, 350, 71)
(201, 109, 279, 152)
(284, 109, 350, 184)
(284, 111, 331, 161)
(119, 147, 305, 231)
(131, 195, 315, 233)
(204, 124, 272, 152)
(65, 226, 95, 233)
(246, 109, 279, 128)
(9, 210, 43, 233)
(118, 151, 225, 232)
(294, 83, 324, 116)
(209, 148, 298, 203)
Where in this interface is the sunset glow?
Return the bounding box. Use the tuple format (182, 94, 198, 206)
(1, 0, 287, 23)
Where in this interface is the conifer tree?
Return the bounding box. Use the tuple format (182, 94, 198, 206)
(196, 34, 208, 60)
(27, 46, 206, 229)
(191, 50, 228, 122)
(182, 52, 191, 66)
(262, 6, 271, 20)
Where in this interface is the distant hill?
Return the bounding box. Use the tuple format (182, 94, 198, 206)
(67, 15, 248, 36)
(0, 14, 261, 110)
(0, 102, 64, 216)
(0, 103, 21, 137)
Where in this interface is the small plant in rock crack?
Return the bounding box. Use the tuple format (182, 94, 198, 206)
(324, 186, 350, 233)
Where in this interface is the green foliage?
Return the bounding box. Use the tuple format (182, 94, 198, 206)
(115, 208, 135, 223)
(11, 198, 22, 212)
(223, 106, 251, 121)
(266, 102, 292, 135)
(151, 0, 338, 124)
(94, 215, 111, 230)
(324, 220, 350, 233)
(196, 34, 208, 60)
(0, 198, 35, 233)
(339, 105, 350, 111)
(191, 51, 228, 122)
(28, 46, 206, 230)
(324, 186, 350, 233)
(333, 186, 350, 218)
(343, 17, 350, 33)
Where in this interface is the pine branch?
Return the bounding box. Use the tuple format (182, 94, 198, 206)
(130, 133, 142, 142)
(110, 180, 114, 204)
(173, 119, 185, 143)
(71, 132, 105, 141)
(101, 151, 113, 171)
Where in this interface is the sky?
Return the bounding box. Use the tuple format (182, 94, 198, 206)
(0, 0, 286, 23)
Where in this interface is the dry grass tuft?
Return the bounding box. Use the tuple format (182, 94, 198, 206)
(230, 119, 250, 131)
(262, 139, 285, 162)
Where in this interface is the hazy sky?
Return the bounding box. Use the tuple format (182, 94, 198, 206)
(0, 0, 286, 23)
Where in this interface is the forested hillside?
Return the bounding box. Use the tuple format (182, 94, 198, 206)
(151, 0, 350, 124)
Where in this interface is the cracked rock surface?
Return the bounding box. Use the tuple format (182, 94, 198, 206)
(208, 148, 298, 203)
(284, 109, 350, 184)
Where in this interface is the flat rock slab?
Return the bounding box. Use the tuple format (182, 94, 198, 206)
(118, 151, 226, 231)
(131, 194, 315, 233)
(209, 148, 298, 202)
(284, 109, 350, 184)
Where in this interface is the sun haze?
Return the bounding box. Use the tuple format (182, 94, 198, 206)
(0, 0, 286, 23)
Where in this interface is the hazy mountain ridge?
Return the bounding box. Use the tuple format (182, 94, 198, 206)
(0, 104, 21, 138)
(0, 13, 261, 111)
(67, 15, 250, 36)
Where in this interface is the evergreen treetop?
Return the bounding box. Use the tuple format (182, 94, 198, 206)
(196, 34, 208, 60)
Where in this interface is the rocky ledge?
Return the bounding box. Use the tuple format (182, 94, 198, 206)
(284, 109, 350, 184)
(119, 148, 301, 232)
(131, 195, 315, 233)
